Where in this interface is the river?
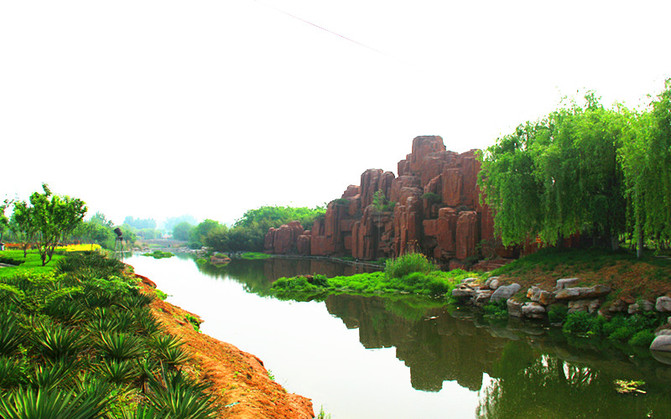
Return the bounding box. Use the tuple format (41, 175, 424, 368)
(126, 254, 671, 418)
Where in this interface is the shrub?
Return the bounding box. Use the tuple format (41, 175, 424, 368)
(629, 330, 656, 347)
(385, 253, 435, 280)
(562, 311, 596, 335)
(547, 304, 569, 324)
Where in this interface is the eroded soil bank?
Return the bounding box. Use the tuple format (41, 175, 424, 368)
(137, 274, 315, 418)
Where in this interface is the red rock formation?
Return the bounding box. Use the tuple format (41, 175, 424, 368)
(265, 135, 503, 268)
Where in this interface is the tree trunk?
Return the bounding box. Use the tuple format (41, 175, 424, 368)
(637, 230, 643, 259)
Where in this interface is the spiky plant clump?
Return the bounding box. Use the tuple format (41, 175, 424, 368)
(95, 331, 145, 361)
(32, 322, 84, 361)
(0, 314, 25, 356)
(147, 366, 217, 418)
(0, 386, 110, 419)
(96, 359, 139, 384)
(0, 356, 25, 389)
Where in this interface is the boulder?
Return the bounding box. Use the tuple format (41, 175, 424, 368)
(490, 283, 521, 303)
(555, 285, 611, 301)
(522, 302, 546, 319)
(484, 276, 500, 290)
(556, 278, 579, 290)
(650, 335, 671, 352)
(507, 299, 524, 317)
(473, 290, 493, 307)
(656, 296, 671, 312)
(452, 286, 477, 300)
(527, 286, 554, 304)
(568, 299, 601, 314)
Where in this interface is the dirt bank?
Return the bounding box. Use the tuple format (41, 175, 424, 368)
(137, 275, 315, 418)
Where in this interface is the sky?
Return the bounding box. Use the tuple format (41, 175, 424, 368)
(2, 0, 670, 227)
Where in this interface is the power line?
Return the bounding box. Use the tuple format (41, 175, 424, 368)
(253, 0, 387, 57)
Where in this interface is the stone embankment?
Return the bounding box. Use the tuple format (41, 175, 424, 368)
(264, 136, 525, 269)
(452, 277, 671, 359)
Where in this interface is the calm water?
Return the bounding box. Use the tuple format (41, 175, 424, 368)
(126, 255, 671, 418)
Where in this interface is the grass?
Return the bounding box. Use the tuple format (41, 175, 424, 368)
(142, 250, 175, 259)
(271, 253, 481, 301)
(488, 247, 671, 301)
(0, 250, 64, 278)
(239, 252, 272, 260)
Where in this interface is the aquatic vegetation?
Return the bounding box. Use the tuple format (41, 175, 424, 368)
(142, 250, 174, 259)
(272, 253, 477, 300)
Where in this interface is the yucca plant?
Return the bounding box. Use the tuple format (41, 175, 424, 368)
(136, 356, 159, 394)
(111, 309, 140, 333)
(32, 322, 84, 361)
(28, 361, 72, 392)
(0, 356, 25, 389)
(146, 366, 217, 419)
(119, 292, 154, 310)
(43, 299, 88, 325)
(87, 316, 123, 334)
(0, 314, 25, 356)
(96, 331, 145, 361)
(134, 309, 162, 337)
(96, 359, 139, 385)
(151, 334, 190, 368)
(0, 386, 111, 419)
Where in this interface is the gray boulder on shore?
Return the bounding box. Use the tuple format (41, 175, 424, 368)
(490, 283, 521, 303)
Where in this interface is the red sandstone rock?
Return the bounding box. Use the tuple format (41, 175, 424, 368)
(342, 185, 360, 198)
(455, 211, 479, 260)
(265, 135, 500, 266)
(296, 235, 311, 255)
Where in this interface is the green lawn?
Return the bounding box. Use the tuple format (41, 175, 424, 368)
(0, 250, 63, 278)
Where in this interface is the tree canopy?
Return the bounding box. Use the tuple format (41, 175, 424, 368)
(479, 82, 671, 255)
(14, 184, 87, 265)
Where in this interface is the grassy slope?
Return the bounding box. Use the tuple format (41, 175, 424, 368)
(0, 249, 64, 278)
(488, 248, 671, 301)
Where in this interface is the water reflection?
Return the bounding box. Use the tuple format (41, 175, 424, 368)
(181, 257, 671, 417)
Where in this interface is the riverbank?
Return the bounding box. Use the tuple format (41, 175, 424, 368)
(136, 274, 315, 418)
(270, 249, 671, 357)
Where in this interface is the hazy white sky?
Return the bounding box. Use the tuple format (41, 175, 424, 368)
(2, 0, 670, 226)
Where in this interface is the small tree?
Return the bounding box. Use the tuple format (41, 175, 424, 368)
(0, 199, 11, 243)
(17, 184, 87, 265)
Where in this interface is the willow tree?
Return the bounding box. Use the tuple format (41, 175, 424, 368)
(479, 93, 628, 249)
(620, 80, 671, 256)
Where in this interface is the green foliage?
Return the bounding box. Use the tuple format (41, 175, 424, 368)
(0, 251, 217, 414)
(385, 253, 435, 279)
(205, 205, 325, 252)
(483, 299, 508, 319)
(142, 250, 174, 259)
(190, 219, 224, 248)
(421, 192, 442, 204)
(372, 190, 396, 212)
(239, 252, 272, 260)
(13, 184, 88, 266)
(562, 311, 597, 336)
(620, 80, 671, 255)
(480, 83, 671, 254)
(628, 330, 656, 347)
(547, 304, 569, 324)
(272, 258, 475, 300)
(172, 221, 194, 242)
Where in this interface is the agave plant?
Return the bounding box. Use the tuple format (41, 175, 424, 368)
(0, 356, 25, 389)
(28, 360, 72, 392)
(0, 314, 25, 356)
(151, 334, 190, 367)
(31, 322, 84, 361)
(119, 292, 154, 310)
(95, 359, 139, 385)
(134, 309, 162, 337)
(87, 316, 123, 334)
(0, 385, 111, 419)
(146, 365, 217, 419)
(95, 331, 145, 361)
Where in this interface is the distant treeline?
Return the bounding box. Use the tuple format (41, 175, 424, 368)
(479, 81, 671, 255)
(173, 205, 325, 252)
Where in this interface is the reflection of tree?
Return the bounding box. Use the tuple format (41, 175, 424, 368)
(325, 294, 508, 392)
(477, 341, 671, 418)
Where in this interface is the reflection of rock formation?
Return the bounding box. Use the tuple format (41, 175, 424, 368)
(265, 136, 510, 267)
(324, 294, 507, 391)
